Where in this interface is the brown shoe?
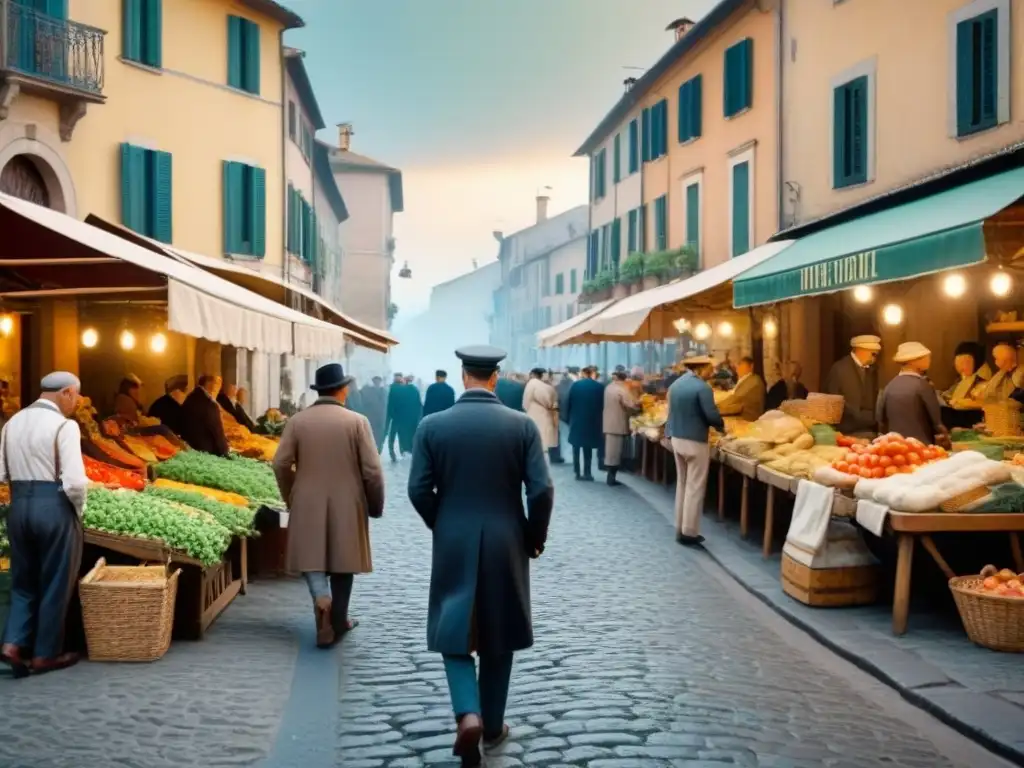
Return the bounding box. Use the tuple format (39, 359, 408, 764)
(314, 596, 335, 648)
(29, 652, 80, 675)
(453, 712, 482, 767)
(1, 643, 30, 679)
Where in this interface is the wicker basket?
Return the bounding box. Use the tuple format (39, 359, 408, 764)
(950, 576, 1024, 652)
(805, 393, 844, 425)
(80, 558, 181, 662)
(984, 401, 1022, 437)
(779, 399, 808, 419)
(939, 485, 991, 513)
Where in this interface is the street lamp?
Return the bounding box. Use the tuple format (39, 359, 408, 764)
(398, 260, 412, 279)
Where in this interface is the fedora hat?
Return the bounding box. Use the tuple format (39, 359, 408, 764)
(311, 363, 354, 393)
(893, 341, 931, 363)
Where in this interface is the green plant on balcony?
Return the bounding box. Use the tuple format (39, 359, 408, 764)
(618, 252, 645, 284)
(593, 268, 615, 290)
(643, 249, 676, 278)
(387, 302, 399, 324)
(673, 244, 698, 276)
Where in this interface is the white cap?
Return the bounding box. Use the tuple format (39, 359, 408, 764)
(893, 341, 931, 363)
(850, 335, 882, 352)
(680, 355, 714, 366)
(40, 371, 81, 392)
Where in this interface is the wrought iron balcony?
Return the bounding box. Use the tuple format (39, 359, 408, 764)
(0, 0, 106, 140)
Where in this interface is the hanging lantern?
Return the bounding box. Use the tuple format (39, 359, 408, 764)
(0, 315, 13, 337)
(149, 333, 167, 354)
(119, 329, 136, 351)
(81, 328, 99, 348)
(398, 260, 412, 279)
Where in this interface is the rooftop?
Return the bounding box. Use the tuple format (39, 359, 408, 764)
(326, 146, 405, 213)
(284, 48, 326, 130)
(239, 0, 304, 30)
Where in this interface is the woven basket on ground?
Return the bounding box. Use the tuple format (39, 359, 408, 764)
(938, 485, 991, 513)
(805, 393, 844, 425)
(79, 557, 181, 662)
(949, 576, 1024, 652)
(984, 401, 1022, 437)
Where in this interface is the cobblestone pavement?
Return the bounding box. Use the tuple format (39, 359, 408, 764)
(337, 461, 1011, 768)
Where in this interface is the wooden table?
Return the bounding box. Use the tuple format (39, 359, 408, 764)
(757, 465, 796, 558)
(723, 452, 758, 538)
(886, 511, 1024, 636)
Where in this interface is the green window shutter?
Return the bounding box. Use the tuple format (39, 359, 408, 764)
(627, 209, 637, 254)
(677, 81, 688, 143)
(724, 40, 752, 117)
(142, 0, 161, 67)
(42, 0, 65, 19)
(151, 150, 172, 243)
(286, 182, 294, 252)
(570, 268, 577, 293)
(639, 204, 647, 251)
(242, 19, 260, 95)
(641, 108, 651, 162)
(555, 273, 564, 294)
(222, 161, 244, 254)
(832, 83, 847, 188)
(731, 161, 750, 256)
(740, 39, 753, 111)
(679, 75, 703, 141)
(250, 166, 266, 257)
(611, 218, 622, 267)
(655, 196, 667, 251)
(957, 10, 998, 136)
(685, 183, 699, 254)
(834, 76, 868, 188)
(227, 16, 242, 88)
(659, 100, 669, 155)
(628, 118, 639, 173)
(222, 161, 234, 253)
(122, 0, 142, 62)
(120, 143, 147, 234)
(613, 134, 621, 184)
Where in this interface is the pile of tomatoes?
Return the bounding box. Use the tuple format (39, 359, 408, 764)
(830, 433, 948, 479)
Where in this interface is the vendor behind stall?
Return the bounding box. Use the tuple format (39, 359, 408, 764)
(766, 361, 809, 411)
(825, 335, 881, 437)
(148, 375, 188, 436)
(941, 341, 988, 430)
(982, 343, 1024, 402)
(716, 356, 765, 421)
(877, 342, 946, 446)
(181, 374, 230, 456)
(113, 374, 143, 425)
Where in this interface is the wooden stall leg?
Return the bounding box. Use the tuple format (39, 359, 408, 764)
(740, 477, 750, 538)
(762, 487, 775, 559)
(919, 535, 956, 580)
(1011, 532, 1024, 573)
(717, 464, 725, 520)
(240, 538, 249, 596)
(892, 534, 915, 636)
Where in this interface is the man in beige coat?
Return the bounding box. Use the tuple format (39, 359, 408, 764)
(523, 368, 560, 464)
(717, 355, 766, 422)
(272, 363, 385, 649)
(603, 371, 638, 487)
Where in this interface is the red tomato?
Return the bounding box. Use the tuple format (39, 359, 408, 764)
(922, 448, 935, 461)
(933, 445, 947, 457)
(908, 451, 922, 465)
(836, 435, 851, 447)
(878, 455, 892, 468)
(893, 454, 907, 467)
(858, 454, 872, 467)
(901, 465, 914, 474)
(851, 444, 865, 454)
(870, 467, 885, 479)
(884, 466, 898, 477)
(867, 454, 880, 468)
(907, 437, 925, 449)
(886, 432, 904, 441)
(836, 461, 850, 473)
(845, 452, 859, 464)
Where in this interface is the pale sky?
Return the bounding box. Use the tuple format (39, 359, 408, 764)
(280, 0, 718, 325)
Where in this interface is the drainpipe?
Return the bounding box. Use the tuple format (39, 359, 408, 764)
(279, 30, 290, 299)
(775, 0, 785, 233)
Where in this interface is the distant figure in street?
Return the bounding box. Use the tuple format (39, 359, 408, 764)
(386, 373, 422, 461)
(556, 367, 578, 459)
(665, 356, 724, 546)
(523, 367, 561, 464)
(423, 370, 456, 417)
(603, 370, 639, 486)
(408, 345, 553, 767)
(181, 375, 230, 456)
(566, 366, 604, 481)
(359, 376, 387, 451)
(345, 377, 364, 415)
(236, 388, 255, 427)
(148, 375, 188, 436)
(495, 374, 525, 412)
(272, 363, 384, 648)
(1, 371, 88, 676)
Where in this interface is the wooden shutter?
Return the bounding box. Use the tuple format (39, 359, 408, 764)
(724, 44, 736, 116)
(286, 182, 294, 253)
(570, 268, 577, 293)
(629, 118, 639, 172)
(120, 143, 147, 233)
(613, 133, 621, 184)
(223, 161, 244, 254)
(243, 19, 260, 95)
(611, 218, 622, 267)
(731, 162, 750, 257)
(740, 39, 753, 111)
(956, 11, 999, 136)
(251, 166, 266, 257)
(142, 0, 162, 67)
(834, 77, 868, 188)
(725, 40, 752, 117)
(686, 183, 699, 253)
(42, 0, 65, 18)
(627, 209, 637, 254)
(641, 108, 651, 162)
(122, 0, 142, 62)
(833, 83, 847, 188)
(152, 150, 172, 243)
(690, 76, 702, 140)
(979, 12, 997, 126)
(655, 196, 667, 250)
(639, 204, 647, 251)
(677, 81, 688, 143)
(227, 16, 242, 88)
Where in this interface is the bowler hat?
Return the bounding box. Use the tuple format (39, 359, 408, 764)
(311, 363, 354, 393)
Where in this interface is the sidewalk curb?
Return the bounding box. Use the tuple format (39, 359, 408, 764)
(617, 471, 1024, 768)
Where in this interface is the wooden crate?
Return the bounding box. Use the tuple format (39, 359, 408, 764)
(781, 552, 879, 607)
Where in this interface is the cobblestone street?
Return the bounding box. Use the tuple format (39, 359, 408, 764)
(0, 460, 1014, 768)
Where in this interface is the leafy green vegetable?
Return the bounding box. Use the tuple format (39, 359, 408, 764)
(154, 452, 281, 503)
(0, 504, 9, 559)
(143, 486, 256, 537)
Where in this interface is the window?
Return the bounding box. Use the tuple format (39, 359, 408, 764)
(730, 158, 752, 257)
(833, 76, 868, 188)
(288, 101, 296, 141)
(955, 8, 999, 136)
(122, 0, 162, 67)
(654, 195, 667, 251)
(570, 268, 578, 293)
(121, 143, 172, 243)
(223, 160, 266, 256)
(646, 100, 669, 161)
(627, 208, 638, 254)
(613, 133, 621, 184)
(641, 107, 651, 162)
(724, 38, 754, 117)
(587, 230, 600, 277)
(542, 260, 551, 297)
(227, 15, 260, 95)
(610, 218, 622, 267)
(684, 180, 700, 259)
(678, 75, 702, 143)
(601, 223, 611, 267)
(591, 148, 607, 201)
(639, 204, 648, 252)
(555, 273, 565, 295)
(628, 118, 639, 173)
(301, 123, 313, 163)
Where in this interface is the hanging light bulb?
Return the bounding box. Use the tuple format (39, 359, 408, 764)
(694, 322, 712, 341)
(991, 271, 1013, 297)
(882, 303, 903, 326)
(852, 285, 873, 303)
(942, 273, 967, 298)
(718, 321, 734, 338)
(0, 315, 13, 337)
(672, 317, 690, 334)
(149, 332, 167, 354)
(763, 317, 778, 338)
(119, 329, 136, 351)
(81, 328, 99, 348)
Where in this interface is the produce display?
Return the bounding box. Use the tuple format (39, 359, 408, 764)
(84, 487, 231, 566)
(143, 486, 256, 536)
(828, 434, 948, 479)
(84, 456, 146, 490)
(74, 399, 146, 470)
(221, 408, 279, 461)
(154, 452, 281, 504)
(257, 408, 287, 437)
(0, 484, 10, 505)
(977, 565, 1024, 598)
(0, 505, 8, 561)
(152, 478, 249, 507)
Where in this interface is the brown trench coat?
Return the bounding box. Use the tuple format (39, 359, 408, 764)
(271, 397, 385, 574)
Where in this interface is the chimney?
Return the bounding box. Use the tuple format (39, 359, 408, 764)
(667, 17, 696, 42)
(337, 122, 353, 152)
(623, 77, 637, 93)
(536, 195, 550, 224)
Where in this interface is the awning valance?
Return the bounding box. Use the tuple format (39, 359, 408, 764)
(536, 299, 618, 348)
(733, 166, 1024, 308)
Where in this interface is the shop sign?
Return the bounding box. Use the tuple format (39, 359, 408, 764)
(799, 250, 878, 294)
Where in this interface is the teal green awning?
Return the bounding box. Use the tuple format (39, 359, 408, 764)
(733, 166, 1024, 308)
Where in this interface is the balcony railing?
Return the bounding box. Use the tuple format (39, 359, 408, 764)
(2, 0, 104, 95)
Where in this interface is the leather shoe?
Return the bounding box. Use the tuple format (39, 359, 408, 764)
(1, 643, 30, 679)
(29, 652, 80, 675)
(452, 712, 482, 767)
(314, 596, 336, 648)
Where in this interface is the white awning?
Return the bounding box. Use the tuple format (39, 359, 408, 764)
(536, 299, 618, 348)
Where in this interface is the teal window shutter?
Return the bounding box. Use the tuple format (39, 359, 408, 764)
(286, 182, 294, 253)
(222, 161, 234, 254)
(223, 161, 245, 254)
(250, 166, 266, 257)
(151, 150, 172, 243)
(613, 134, 621, 184)
(242, 19, 260, 95)
(555, 273, 564, 295)
(659, 99, 669, 156)
(731, 161, 750, 256)
(227, 16, 242, 88)
(639, 204, 647, 251)
(956, 10, 998, 136)
(641, 108, 651, 162)
(570, 268, 577, 293)
(679, 76, 702, 142)
(627, 209, 637, 254)
(142, 0, 162, 67)
(120, 143, 147, 234)
(602, 224, 611, 267)
(724, 39, 753, 117)
(834, 76, 868, 188)
(655, 196, 667, 251)
(685, 183, 699, 254)
(122, 0, 142, 62)
(611, 218, 622, 267)
(628, 118, 639, 173)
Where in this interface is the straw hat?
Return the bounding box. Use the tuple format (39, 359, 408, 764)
(893, 341, 931, 363)
(680, 355, 714, 367)
(850, 335, 881, 351)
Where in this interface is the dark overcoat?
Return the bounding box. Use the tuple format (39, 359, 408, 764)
(180, 388, 230, 456)
(824, 355, 879, 435)
(407, 390, 553, 656)
(385, 383, 422, 452)
(359, 384, 387, 445)
(556, 378, 573, 424)
(566, 378, 604, 449)
(495, 378, 526, 412)
(422, 381, 456, 417)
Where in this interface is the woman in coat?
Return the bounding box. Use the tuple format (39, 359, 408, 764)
(523, 368, 559, 463)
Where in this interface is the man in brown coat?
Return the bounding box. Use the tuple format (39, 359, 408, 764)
(272, 363, 385, 648)
(602, 371, 638, 486)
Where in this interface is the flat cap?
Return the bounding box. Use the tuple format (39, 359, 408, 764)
(40, 371, 80, 392)
(165, 374, 188, 392)
(680, 355, 714, 366)
(850, 334, 881, 351)
(455, 345, 507, 373)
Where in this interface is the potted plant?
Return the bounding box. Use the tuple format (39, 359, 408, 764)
(671, 245, 699, 279)
(619, 253, 645, 295)
(643, 250, 674, 290)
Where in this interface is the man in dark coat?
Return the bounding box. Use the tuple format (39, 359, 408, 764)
(217, 382, 258, 432)
(385, 374, 422, 461)
(359, 376, 387, 451)
(180, 375, 230, 456)
(495, 375, 525, 412)
(566, 366, 604, 481)
(345, 377, 364, 415)
(408, 345, 553, 766)
(423, 370, 456, 417)
(825, 335, 881, 437)
(147, 375, 188, 436)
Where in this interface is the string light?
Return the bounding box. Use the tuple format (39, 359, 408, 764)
(694, 322, 712, 341)
(149, 333, 167, 354)
(882, 303, 903, 326)
(718, 321, 734, 338)
(942, 273, 967, 298)
(119, 329, 136, 351)
(853, 285, 873, 303)
(763, 317, 778, 338)
(991, 271, 1013, 297)
(0, 315, 13, 337)
(81, 328, 99, 348)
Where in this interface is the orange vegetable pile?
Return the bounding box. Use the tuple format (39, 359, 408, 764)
(84, 456, 146, 490)
(829, 433, 948, 479)
(978, 565, 1024, 598)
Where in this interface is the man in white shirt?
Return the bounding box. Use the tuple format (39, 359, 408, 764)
(0, 371, 88, 677)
